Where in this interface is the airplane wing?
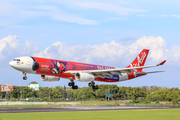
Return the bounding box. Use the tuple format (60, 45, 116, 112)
(65, 60, 166, 77)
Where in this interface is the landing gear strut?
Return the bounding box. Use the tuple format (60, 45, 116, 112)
(88, 81, 98, 90)
(68, 80, 78, 89)
(23, 72, 27, 80)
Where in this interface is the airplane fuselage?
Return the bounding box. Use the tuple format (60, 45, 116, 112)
(9, 49, 165, 90)
(9, 56, 145, 82)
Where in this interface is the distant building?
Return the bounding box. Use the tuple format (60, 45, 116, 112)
(28, 81, 40, 91)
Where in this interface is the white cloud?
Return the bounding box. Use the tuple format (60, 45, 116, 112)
(2, 35, 180, 67)
(138, 15, 146, 17)
(0, 35, 19, 58)
(33, 36, 172, 67)
(23, 40, 39, 55)
(172, 15, 180, 19)
(165, 45, 180, 66)
(161, 15, 180, 19)
(21, 5, 99, 25)
(130, 36, 165, 49)
(0, 35, 39, 59)
(52, 1, 147, 15)
(25, 40, 32, 48)
(0, 1, 147, 26)
(51, 12, 98, 25)
(0, 3, 19, 16)
(109, 18, 126, 20)
(70, 2, 147, 15)
(0, 3, 98, 25)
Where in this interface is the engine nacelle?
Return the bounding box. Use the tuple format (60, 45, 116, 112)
(41, 75, 60, 82)
(75, 72, 95, 82)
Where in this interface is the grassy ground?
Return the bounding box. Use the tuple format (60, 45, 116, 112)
(0, 109, 180, 120)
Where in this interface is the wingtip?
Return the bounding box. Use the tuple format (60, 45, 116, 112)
(159, 60, 166, 65)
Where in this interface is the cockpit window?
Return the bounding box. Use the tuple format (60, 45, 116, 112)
(13, 59, 20, 61)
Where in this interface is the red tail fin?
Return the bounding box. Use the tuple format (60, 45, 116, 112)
(126, 49, 149, 71)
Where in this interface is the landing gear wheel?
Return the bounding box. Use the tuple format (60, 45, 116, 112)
(22, 72, 27, 80)
(68, 80, 78, 89)
(88, 81, 95, 87)
(88, 82, 92, 87)
(23, 76, 27, 80)
(68, 82, 72, 86)
(68, 82, 74, 87)
(89, 81, 98, 90)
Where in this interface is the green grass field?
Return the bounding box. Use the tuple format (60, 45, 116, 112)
(0, 109, 180, 120)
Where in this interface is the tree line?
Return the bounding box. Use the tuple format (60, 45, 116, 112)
(0, 85, 180, 103)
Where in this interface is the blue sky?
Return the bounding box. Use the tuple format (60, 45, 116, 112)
(0, 0, 180, 88)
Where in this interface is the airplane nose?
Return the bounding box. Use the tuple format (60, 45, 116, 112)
(9, 61, 14, 67)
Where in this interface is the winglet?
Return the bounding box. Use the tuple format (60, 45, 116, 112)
(158, 60, 166, 66)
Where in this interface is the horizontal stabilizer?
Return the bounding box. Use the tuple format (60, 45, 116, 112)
(146, 71, 165, 74)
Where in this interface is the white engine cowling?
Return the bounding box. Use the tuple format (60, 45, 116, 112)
(75, 72, 95, 82)
(41, 75, 60, 82)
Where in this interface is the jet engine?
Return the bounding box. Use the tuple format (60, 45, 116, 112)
(32, 62, 39, 71)
(41, 75, 60, 82)
(75, 72, 95, 82)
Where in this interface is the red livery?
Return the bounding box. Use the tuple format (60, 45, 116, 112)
(9, 49, 166, 90)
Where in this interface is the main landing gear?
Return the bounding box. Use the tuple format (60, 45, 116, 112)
(23, 72, 27, 80)
(68, 80, 78, 89)
(88, 81, 98, 90)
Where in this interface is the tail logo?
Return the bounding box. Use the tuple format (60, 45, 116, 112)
(138, 52, 146, 65)
(131, 52, 147, 67)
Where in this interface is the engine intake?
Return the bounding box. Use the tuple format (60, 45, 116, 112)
(32, 62, 39, 71)
(41, 75, 60, 82)
(75, 72, 95, 82)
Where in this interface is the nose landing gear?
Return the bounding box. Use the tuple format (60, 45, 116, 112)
(68, 80, 78, 89)
(88, 81, 98, 90)
(23, 72, 27, 80)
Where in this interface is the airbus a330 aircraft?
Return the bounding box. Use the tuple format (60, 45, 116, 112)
(9, 49, 166, 90)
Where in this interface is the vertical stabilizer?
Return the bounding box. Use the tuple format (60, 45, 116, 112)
(126, 49, 149, 71)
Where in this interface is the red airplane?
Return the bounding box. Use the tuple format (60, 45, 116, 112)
(9, 49, 166, 90)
